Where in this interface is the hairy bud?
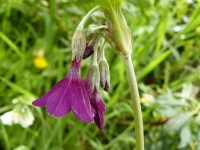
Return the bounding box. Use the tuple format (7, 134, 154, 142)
(87, 65, 100, 93)
(72, 27, 86, 60)
(99, 60, 110, 92)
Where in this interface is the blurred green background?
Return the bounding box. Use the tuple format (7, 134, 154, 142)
(0, 0, 200, 150)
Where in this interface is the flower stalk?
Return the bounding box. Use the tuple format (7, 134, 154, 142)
(78, 6, 100, 28)
(122, 55, 144, 150)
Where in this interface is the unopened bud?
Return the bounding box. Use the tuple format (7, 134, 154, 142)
(99, 60, 110, 92)
(87, 65, 100, 93)
(72, 27, 86, 60)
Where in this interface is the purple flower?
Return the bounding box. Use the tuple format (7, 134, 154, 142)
(83, 77, 106, 131)
(32, 59, 95, 123)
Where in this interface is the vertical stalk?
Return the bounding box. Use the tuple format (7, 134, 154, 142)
(122, 55, 144, 150)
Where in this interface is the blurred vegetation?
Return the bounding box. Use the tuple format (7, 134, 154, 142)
(0, 0, 200, 150)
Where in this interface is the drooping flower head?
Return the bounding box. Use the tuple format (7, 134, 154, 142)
(32, 5, 113, 131)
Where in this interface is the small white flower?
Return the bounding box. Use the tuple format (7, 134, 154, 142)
(0, 111, 15, 126)
(0, 105, 34, 128)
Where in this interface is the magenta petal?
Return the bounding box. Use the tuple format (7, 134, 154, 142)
(71, 80, 95, 123)
(68, 59, 80, 78)
(53, 81, 74, 117)
(46, 78, 72, 117)
(82, 78, 91, 96)
(90, 90, 106, 131)
(32, 77, 67, 106)
(83, 43, 94, 59)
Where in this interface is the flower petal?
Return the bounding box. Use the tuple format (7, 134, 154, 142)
(52, 85, 74, 117)
(71, 80, 95, 123)
(83, 43, 94, 59)
(0, 111, 14, 126)
(90, 90, 106, 131)
(82, 78, 91, 96)
(32, 77, 67, 106)
(68, 59, 81, 78)
(46, 78, 72, 117)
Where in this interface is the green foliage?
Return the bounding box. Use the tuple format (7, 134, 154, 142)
(0, 0, 199, 150)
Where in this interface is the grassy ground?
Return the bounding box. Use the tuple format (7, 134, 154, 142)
(0, 0, 200, 150)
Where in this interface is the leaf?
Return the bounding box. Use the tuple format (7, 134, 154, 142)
(165, 112, 193, 131)
(137, 50, 171, 81)
(0, 31, 22, 58)
(0, 77, 35, 97)
(198, 130, 200, 150)
(178, 125, 192, 149)
(13, 145, 28, 150)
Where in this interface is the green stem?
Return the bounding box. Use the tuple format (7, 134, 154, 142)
(91, 36, 101, 66)
(90, 25, 108, 35)
(78, 5, 100, 28)
(1, 124, 10, 150)
(122, 55, 144, 150)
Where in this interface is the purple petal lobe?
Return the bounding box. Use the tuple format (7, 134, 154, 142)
(103, 81, 109, 92)
(90, 89, 106, 131)
(71, 80, 95, 123)
(83, 43, 94, 59)
(46, 77, 72, 117)
(52, 86, 73, 117)
(32, 77, 68, 106)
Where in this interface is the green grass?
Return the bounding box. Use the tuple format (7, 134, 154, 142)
(0, 0, 200, 150)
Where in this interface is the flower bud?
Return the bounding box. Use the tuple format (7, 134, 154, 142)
(99, 59, 110, 92)
(87, 65, 100, 93)
(72, 27, 86, 60)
